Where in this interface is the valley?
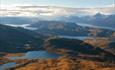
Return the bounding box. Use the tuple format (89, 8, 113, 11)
(0, 4, 115, 70)
(0, 19, 115, 69)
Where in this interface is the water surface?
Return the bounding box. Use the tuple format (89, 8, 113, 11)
(0, 62, 16, 70)
(59, 36, 93, 40)
(76, 23, 115, 31)
(8, 51, 61, 60)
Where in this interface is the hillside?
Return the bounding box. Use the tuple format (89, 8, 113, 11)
(0, 24, 43, 52)
(44, 37, 115, 61)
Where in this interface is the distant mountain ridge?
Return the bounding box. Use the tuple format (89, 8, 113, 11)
(28, 20, 115, 37)
(0, 13, 115, 29)
(57, 13, 115, 28)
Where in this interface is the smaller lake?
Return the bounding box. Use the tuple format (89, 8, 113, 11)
(1, 51, 61, 70)
(8, 51, 61, 60)
(0, 62, 16, 70)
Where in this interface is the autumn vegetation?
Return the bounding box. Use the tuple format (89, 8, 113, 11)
(6, 56, 115, 70)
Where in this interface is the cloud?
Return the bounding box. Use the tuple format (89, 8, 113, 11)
(0, 5, 114, 17)
(105, 4, 115, 7)
(0, 4, 33, 8)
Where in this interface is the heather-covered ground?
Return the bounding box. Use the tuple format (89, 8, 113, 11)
(7, 56, 115, 70)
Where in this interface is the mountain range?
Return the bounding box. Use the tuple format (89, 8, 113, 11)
(0, 5, 115, 70)
(0, 13, 115, 29)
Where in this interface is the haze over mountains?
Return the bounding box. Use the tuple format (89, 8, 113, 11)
(0, 5, 115, 29)
(0, 14, 115, 30)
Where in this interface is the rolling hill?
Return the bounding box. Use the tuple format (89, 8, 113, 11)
(0, 24, 43, 52)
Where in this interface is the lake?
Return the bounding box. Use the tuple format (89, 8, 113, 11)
(0, 62, 16, 70)
(8, 51, 61, 60)
(59, 36, 93, 40)
(0, 51, 61, 70)
(76, 23, 115, 31)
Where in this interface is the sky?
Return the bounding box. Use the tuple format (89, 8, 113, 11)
(0, 0, 115, 8)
